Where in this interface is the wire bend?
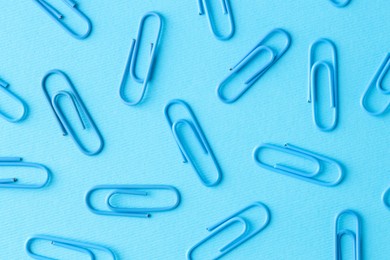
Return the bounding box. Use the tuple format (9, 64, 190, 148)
(32, 0, 92, 40)
(308, 38, 339, 132)
(42, 69, 104, 156)
(217, 28, 291, 103)
(329, 0, 352, 8)
(0, 79, 28, 123)
(25, 234, 116, 259)
(164, 99, 222, 187)
(85, 184, 181, 218)
(119, 12, 163, 106)
(197, 0, 235, 41)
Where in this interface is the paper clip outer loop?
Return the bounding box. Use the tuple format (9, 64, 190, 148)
(253, 143, 343, 187)
(216, 28, 291, 104)
(382, 186, 390, 210)
(0, 157, 50, 189)
(197, 0, 235, 41)
(308, 38, 338, 132)
(85, 184, 181, 218)
(164, 99, 222, 187)
(42, 69, 104, 156)
(33, 0, 92, 40)
(25, 234, 116, 260)
(329, 0, 352, 8)
(361, 53, 390, 116)
(335, 210, 361, 260)
(0, 79, 28, 123)
(187, 202, 270, 259)
(119, 12, 163, 106)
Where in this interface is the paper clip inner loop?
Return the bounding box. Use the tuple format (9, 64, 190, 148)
(42, 69, 104, 156)
(335, 210, 361, 260)
(119, 12, 163, 106)
(164, 99, 222, 187)
(32, 0, 92, 40)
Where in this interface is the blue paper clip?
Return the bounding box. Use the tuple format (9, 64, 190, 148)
(361, 53, 390, 116)
(253, 143, 343, 187)
(42, 69, 104, 156)
(187, 202, 270, 259)
(0, 157, 50, 189)
(119, 12, 163, 106)
(382, 186, 390, 210)
(85, 184, 181, 218)
(335, 210, 361, 260)
(308, 38, 339, 131)
(32, 0, 92, 40)
(216, 28, 291, 103)
(329, 0, 352, 7)
(26, 235, 116, 259)
(0, 79, 28, 123)
(164, 99, 222, 187)
(197, 0, 235, 41)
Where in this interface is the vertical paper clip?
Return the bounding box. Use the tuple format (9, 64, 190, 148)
(253, 143, 343, 187)
(32, 0, 92, 40)
(0, 157, 50, 189)
(26, 235, 116, 259)
(85, 184, 181, 218)
(329, 0, 352, 8)
(382, 186, 390, 210)
(361, 53, 390, 116)
(119, 12, 163, 106)
(197, 0, 235, 41)
(42, 69, 104, 156)
(335, 210, 361, 260)
(187, 202, 270, 259)
(0, 79, 28, 123)
(308, 38, 339, 131)
(164, 99, 222, 187)
(216, 28, 291, 103)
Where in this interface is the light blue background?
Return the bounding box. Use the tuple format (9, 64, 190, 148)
(1, 0, 389, 259)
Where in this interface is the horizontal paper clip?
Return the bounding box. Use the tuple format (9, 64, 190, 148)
(361, 53, 390, 116)
(119, 12, 163, 106)
(253, 143, 343, 187)
(0, 157, 50, 189)
(26, 235, 116, 259)
(0, 79, 28, 123)
(308, 38, 339, 131)
(329, 0, 352, 8)
(85, 185, 181, 218)
(164, 99, 222, 187)
(187, 202, 270, 259)
(217, 28, 291, 103)
(382, 186, 390, 210)
(197, 0, 235, 41)
(335, 210, 361, 260)
(42, 69, 104, 156)
(33, 0, 92, 40)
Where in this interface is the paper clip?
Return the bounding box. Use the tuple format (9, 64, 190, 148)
(308, 38, 338, 131)
(253, 143, 343, 187)
(187, 202, 270, 259)
(216, 28, 291, 103)
(329, 0, 352, 8)
(32, 0, 92, 40)
(197, 0, 235, 41)
(0, 157, 50, 189)
(85, 184, 181, 218)
(361, 53, 390, 116)
(42, 69, 104, 156)
(0, 79, 28, 123)
(382, 186, 390, 210)
(26, 235, 116, 259)
(119, 12, 163, 106)
(335, 210, 361, 260)
(164, 99, 222, 187)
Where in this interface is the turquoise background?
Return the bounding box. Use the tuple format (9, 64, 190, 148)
(1, 0, 389, 259)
